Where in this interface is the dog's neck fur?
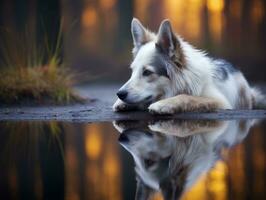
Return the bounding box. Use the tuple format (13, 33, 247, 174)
(165, 37, 214, 97)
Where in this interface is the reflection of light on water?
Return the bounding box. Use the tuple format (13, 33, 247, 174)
(8, 166, 18, 200)
(182, 161, 227, 200)
(86, 163, 101, 195)
(104, 151, 119, 177)
(227, 143, 245, 199)
(207, 161, 227, 200)
(182, 174, 207, 200)
(251, 127, 265, 196)
(65, 123, 122, 200)
(150, 192, 163, 200)
(34, 165, 43, 200)
(85, 124, 102, 160)
(65, 125, 80, 200)
(85, 123, 122, 200)
(102, 150, 121, 199)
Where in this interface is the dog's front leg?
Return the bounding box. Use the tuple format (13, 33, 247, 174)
(113, 98, 141, 112)
(148, 94, 223, 114)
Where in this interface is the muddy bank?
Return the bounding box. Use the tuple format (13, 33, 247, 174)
(1, 101, 266, 122)
(1, 84, 266, 122)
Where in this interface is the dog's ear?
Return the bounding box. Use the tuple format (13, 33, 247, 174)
(156, 20, 183, 66)
(131, 18, 153, 56)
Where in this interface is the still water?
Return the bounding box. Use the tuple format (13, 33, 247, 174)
(0, 119, 265, 200)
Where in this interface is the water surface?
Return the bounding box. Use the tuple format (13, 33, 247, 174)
(0, 119, 265, 200)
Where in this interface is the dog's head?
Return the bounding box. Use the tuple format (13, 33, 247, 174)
(117, 18, 185, 106)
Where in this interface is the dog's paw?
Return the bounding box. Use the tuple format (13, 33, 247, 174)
(148, 101, 177, 114)
(196, 102, 219, 112)
(113, 99, 129, 112)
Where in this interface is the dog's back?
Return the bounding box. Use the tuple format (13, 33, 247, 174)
(212, 59, 265, 109)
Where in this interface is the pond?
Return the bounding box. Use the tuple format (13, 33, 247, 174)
(0, 119, 265, 200)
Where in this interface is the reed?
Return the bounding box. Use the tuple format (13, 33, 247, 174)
(0, 25, 83, 105)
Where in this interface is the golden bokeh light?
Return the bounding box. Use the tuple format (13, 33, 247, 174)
(84, 123, 122, 200)
(182, 174, 208, 200)
(82, 7, 97, 28)
(163, 0, 187, 32)
(227, 143, 246, 199)
(150, 192, 163, 200)
(85, 124, 102, 160)
(103, 151, 119, 178)
(65, 126, 80, 200)
(252, 127, 265, 196)
(163, 0, 204, 41)
(134, 0, 151, 22)
(208, 11, 223, 43)
(207, 161, 228, 200)
(207, 0, 224, 43)
(230, 0, 242, 19)
(182, 160, 228, 200)
(100, 0, 117, 10)
(207, 0, 225, 13)
(251, 0, 264, 26)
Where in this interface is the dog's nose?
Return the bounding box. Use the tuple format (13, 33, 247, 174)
(117, 90, 128, 100)
(118, 134, 129, 143)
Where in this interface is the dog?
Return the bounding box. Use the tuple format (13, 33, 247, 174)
(114, 119, 257, 200)
(113, 18, 265, 114)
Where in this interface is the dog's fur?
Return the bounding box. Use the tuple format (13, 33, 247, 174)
(113, 18, 265, 114)
(114, 119, 257, 200)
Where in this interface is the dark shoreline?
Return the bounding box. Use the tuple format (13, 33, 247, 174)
(1, 100, 266, 122)
(1, 84, 266, 122)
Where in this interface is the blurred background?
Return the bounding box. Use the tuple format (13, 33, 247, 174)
(0, 1, 265, 199)
(0, 0, 266, 85)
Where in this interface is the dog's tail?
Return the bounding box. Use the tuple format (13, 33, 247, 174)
(251, 87, 266, 109)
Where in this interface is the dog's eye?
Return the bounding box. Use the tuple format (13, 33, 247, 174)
(144, 159, 156, 168)
(143, 69, 153, 76)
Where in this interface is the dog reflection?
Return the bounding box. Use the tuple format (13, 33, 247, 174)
(114, 119, 256, 200)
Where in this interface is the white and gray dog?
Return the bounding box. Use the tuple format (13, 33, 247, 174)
(113, 18, 265, 114)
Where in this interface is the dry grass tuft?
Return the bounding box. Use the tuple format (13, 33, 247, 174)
(0, 60, 82, 105)
(0, 26, 84, 105)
